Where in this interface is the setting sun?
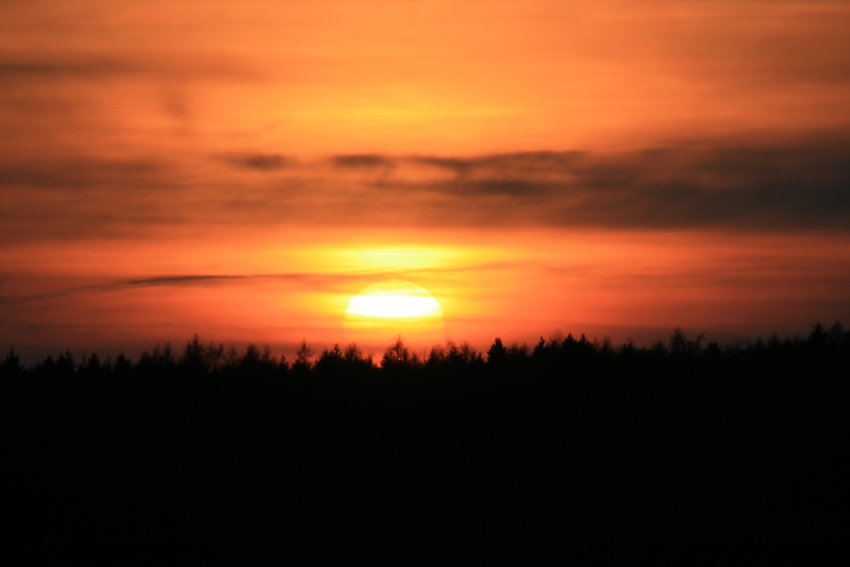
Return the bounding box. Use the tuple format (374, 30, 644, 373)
(344, 280, 444, 346)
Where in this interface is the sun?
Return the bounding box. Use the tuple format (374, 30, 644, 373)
(344, 279, 444, 345)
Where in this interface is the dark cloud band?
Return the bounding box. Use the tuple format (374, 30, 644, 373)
(2, 132, 849, 241)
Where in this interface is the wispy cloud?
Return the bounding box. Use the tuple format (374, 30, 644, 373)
(0, 275, 245, 304)
(0, 158, 169, 189)
(221, 154, 291, 171)
(0, 259, 528, 305)
(0, 54, 260, 82)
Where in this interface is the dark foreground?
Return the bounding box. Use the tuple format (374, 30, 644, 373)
(3, 329, 848, 562)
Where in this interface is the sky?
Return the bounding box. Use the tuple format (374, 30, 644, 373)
(2, 0, 850, 362)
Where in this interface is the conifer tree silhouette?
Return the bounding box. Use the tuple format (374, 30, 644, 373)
(487, 338, 507, 365)
(293, 339, 314, 376)
(1, 347, 23, 376)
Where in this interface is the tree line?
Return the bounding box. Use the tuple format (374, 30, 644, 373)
(2, 321, 847, 380)
(4, 322, 846, 563)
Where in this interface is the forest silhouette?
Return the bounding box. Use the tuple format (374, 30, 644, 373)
(3, 323, 847, 561)
(5, 322, 848, 380)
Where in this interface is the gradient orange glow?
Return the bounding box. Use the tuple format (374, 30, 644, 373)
(2, 1, 850, 361)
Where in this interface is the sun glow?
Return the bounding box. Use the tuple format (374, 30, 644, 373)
(344, 279, 444, 345)
(346, 294, 442, 319)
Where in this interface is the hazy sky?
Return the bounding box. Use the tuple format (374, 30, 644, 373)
(2, 0, 850, 361)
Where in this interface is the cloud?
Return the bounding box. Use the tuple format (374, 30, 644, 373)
(387, 134, 850, 230)
(0, 55, 260, 82)
(0, 260, 528, 305)
(0, 274, 293, 304)
(0, 275, 240, 304)
(331, 154, 394, 169)
(0, 59, 145, 79)
(3, 132, 850, 243)
(125, 275, 246, 287)
(222, 154, 290, 171)
(410, 152, 585, 178)
(0, 158, 168, 189)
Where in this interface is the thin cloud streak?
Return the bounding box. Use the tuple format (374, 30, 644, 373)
(0, 55, 261, 82)
(0, 264, 517, 304)
(0, 275, 245, 304)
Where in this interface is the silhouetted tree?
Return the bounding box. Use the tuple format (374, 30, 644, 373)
(181, 334, 207, 373)
(240, 344, 262, 371)
(561, 333, 595, 366)
(223, 345, 240, 370)
(456, 342, 482, 365)
(619, 338, 638, 357)
(293, 339, 314, 376)
(1, 347, 23, 377)
(531, 337, 547, 361)
(34, 355, 56, 376)
(342, 343, 365, 364)
(114, 353, 133, 375)
(278, 354, 290, 375)
(56, 350, 76, 377)
(314, 344, 345, 377)
(426, 344, 445, 369)
(670, 327, 704, 356)
(506, 341, 530, 363)
(139, 343, 177, 370)
(809, 321, 827, 350)
(234, 344, 276, 375)
(205, 342, 225, 373)
(705, 341, 722, 359)
(82, 353, 103, 377)
(339, 343, 375, 377)
(487, 338, 507, 366)
(382, 336, 413, 371)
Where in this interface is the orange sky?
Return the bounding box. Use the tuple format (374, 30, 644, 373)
(2, 0, 850, 361)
